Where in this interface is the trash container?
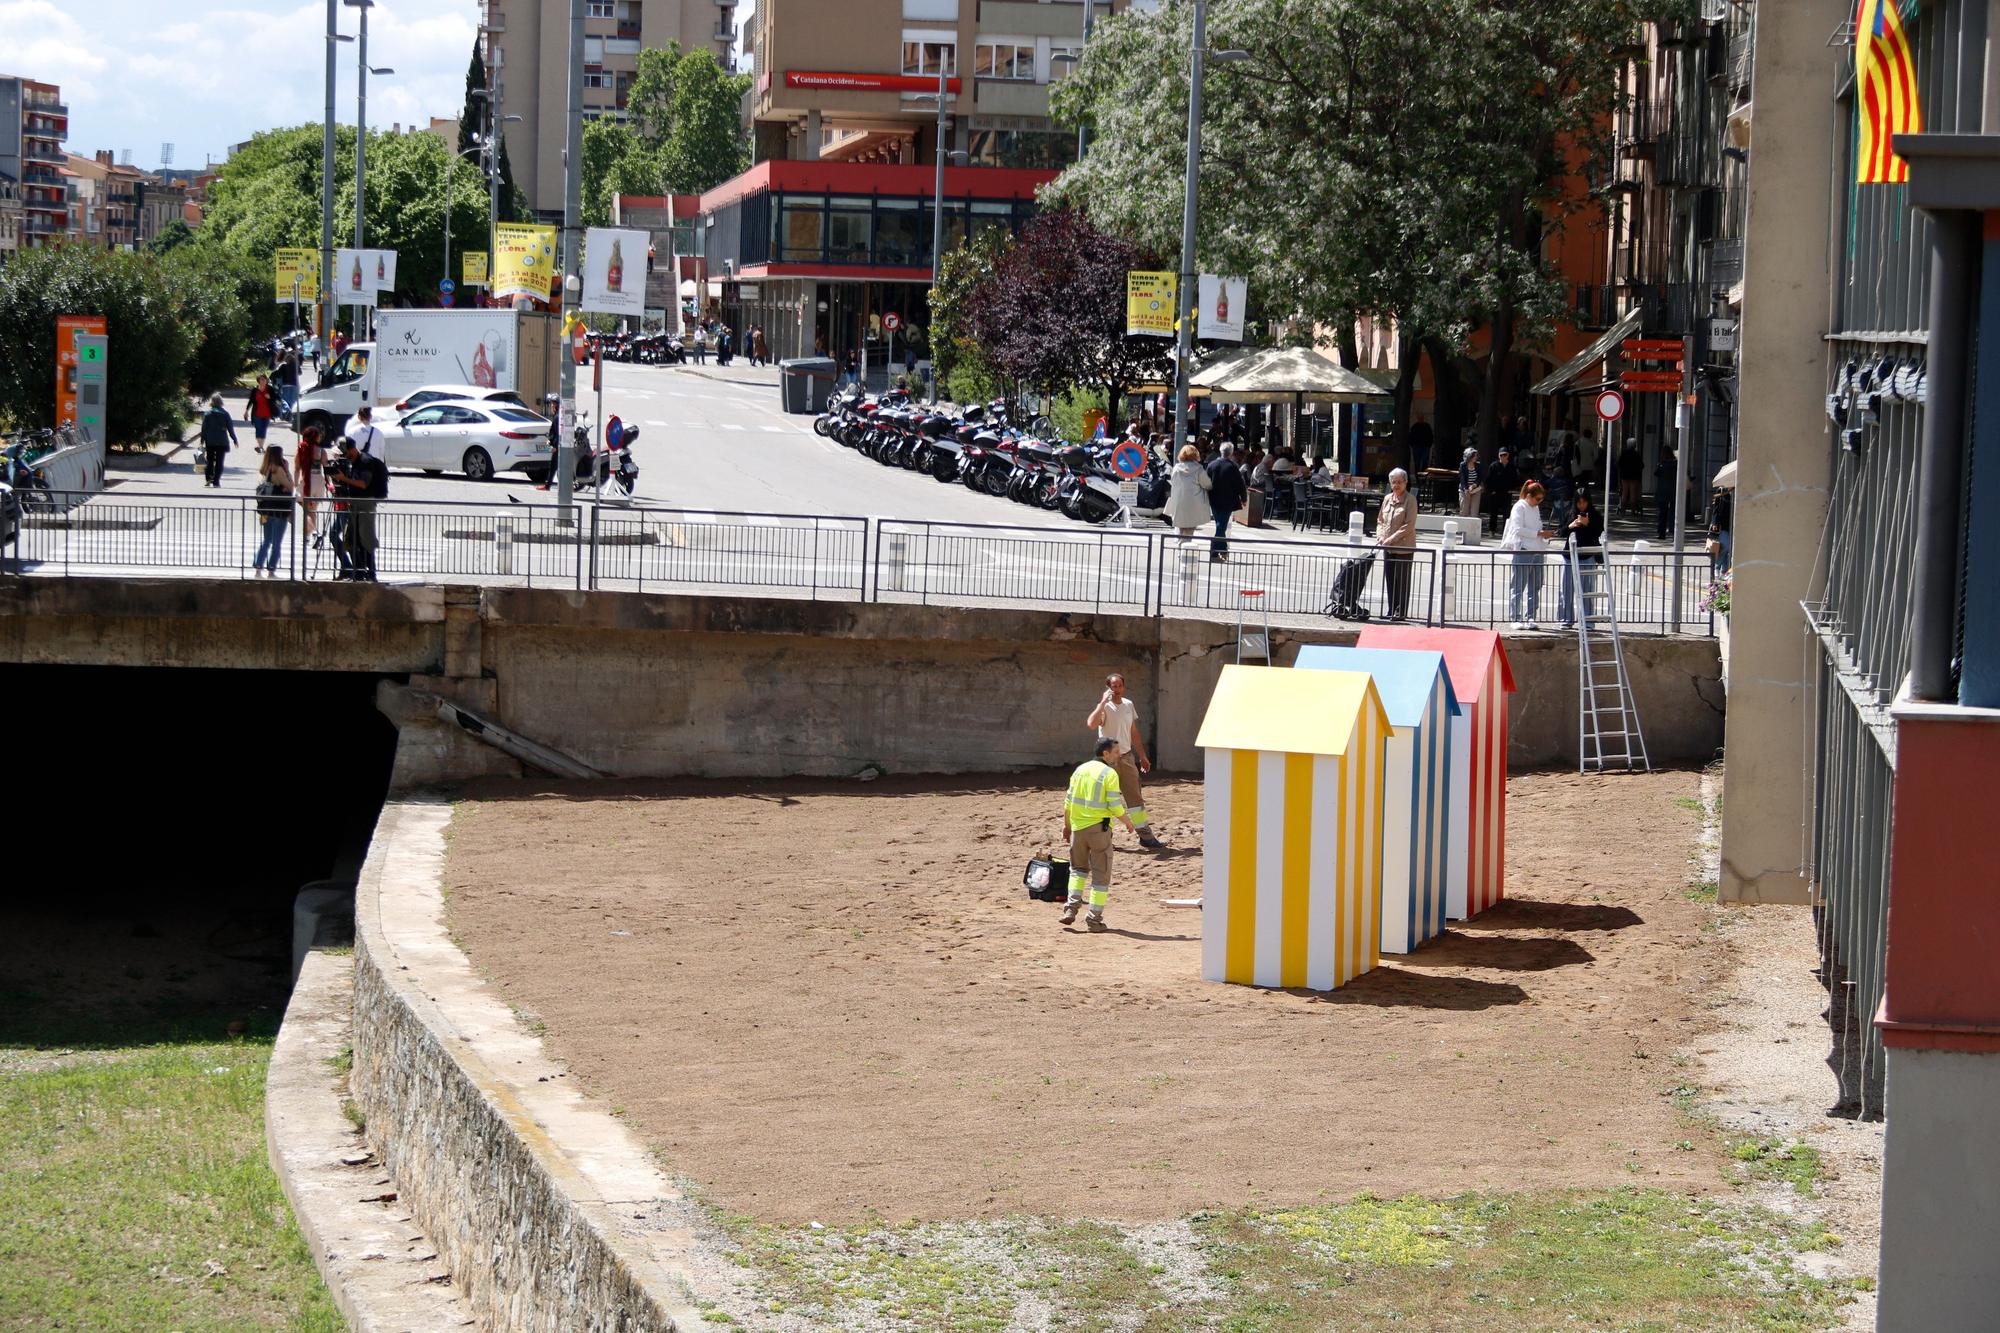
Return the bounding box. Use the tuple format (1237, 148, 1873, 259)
(778, 357, 838, 414)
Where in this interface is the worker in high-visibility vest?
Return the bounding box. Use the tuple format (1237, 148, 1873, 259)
(1062, 738, 1137, 931)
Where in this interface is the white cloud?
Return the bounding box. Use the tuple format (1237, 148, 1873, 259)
(0, 0, 478, 169)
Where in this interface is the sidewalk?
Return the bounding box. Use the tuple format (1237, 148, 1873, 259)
(669, 360, 783, 391)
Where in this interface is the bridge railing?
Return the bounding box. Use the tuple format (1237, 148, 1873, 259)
(5, 490, 1718, 635)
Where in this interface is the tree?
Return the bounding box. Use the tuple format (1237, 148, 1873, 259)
(460, 41, 524, 224)
(0, 246, 198, 442)
(965, 209, 1170, 433)
(146, 218, 196, 255)
(1048, 0, 1675, 454)
(929, 227, 1012, 399)
(581, 118, 661, 228)
(659, 49, 751, 193)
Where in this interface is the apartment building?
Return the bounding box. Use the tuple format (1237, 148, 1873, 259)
(747, 0, 1119, 168)
(483, 0, 742, 220)
(0, 74, 70, 248)
(0, 172, 20, 262)
(65, 151, 150, 250)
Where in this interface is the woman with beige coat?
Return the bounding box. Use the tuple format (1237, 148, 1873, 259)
(1376, 467, 1419, 621)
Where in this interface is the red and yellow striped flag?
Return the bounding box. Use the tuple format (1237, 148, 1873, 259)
(1856, 0, 1922, 184)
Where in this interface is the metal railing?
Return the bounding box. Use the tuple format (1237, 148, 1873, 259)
(5, 490, 1720, 635)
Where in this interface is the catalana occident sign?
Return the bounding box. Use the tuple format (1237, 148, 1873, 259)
(785, 70, 962, 94)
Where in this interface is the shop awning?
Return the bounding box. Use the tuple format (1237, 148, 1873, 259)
(1189, 346, 1391, 404)
(1530, 308, 1643, 395)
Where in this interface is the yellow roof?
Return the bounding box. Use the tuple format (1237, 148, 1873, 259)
(1195, 665, 1392, 756)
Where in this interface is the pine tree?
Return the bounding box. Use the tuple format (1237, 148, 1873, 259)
(461, 40, 524, 223)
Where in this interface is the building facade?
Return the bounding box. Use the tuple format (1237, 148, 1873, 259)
(483, 0, 742, 220)
(0, 171, 20, 261)
(747, 0, 1115, 169)
(0, 74, 70, 248)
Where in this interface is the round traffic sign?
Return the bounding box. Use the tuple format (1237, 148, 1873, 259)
(882, 311, 902, 333)
(1111, 441, 1147, 479)
(1594, 389, 1626, 422)
(440, 292, 456, 307)
(440, 278, 456, 294)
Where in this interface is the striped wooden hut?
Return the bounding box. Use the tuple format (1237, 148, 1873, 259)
(1356, 626, 1515, 918)
(1194, 664, 1392, 991)
(1294, 646, 1459, 954)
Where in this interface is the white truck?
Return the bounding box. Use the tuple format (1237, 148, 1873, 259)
(297, 308, 559, 439)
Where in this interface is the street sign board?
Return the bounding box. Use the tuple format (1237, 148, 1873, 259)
(1118, 479, 1140, 512)
(1594, 389, 1625, 422)
(72, 333, 107, 445)
(882, 311, 902, 333)
(440, 278, 456, 294)
(1708, 318, 1738, 352)
(1621, 373, 1683, 392)
(440, 293, 456, 307)
(1111, 440, 1147, 479)
(1622, 338, 1684, 358)
(571, 323, 590, 364)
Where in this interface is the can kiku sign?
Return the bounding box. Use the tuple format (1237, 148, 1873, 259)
(580, 227, 649, 317)
(1126, 271, 1176, 338)
(493, 223, 558, 303)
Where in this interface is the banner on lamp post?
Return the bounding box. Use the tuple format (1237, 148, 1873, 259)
(274, 249, 319, 302)
(580, 227, 649, 316)
(1197, 274, 1247, 342)
(1126, 271, 1177, 338)
(368, 249, 397, 293)
(492, 223, 559, 303)
(462, 251, 489, 287)
(334, 249, 376, 307)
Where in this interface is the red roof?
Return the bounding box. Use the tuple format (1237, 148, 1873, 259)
(1353, 626, 1516, 703)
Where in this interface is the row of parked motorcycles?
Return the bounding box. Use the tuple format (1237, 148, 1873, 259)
(811, 386, 1170, 525)
(588, 332, 686, 365)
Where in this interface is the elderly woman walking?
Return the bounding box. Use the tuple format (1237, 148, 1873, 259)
(1501, 480, 1553, 629)
(1376, 466, 1419, 621)
(1165, 443, 1212, 541)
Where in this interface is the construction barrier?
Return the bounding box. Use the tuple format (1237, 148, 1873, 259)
(1295, 645, 1459, 954)
(1357, 626, 1515, 918)
(1195, 665, 1390, 991)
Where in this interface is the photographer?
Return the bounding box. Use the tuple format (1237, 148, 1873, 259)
(327, 435, 388, 582)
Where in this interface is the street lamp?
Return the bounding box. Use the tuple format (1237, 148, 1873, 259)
(343, 0, 392, 337)
(1171, 2, 1249, 459)
(918, 64, 968, 402)
(321, 6, 345, 353)
(1050, 1, 1096, 162)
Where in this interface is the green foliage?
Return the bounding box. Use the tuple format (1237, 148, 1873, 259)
(1048, 0, 1677, 448)
(0, 245, 197, 442)
(929, 228, 1011, 395)
(582, 47, 748, 232)
(660, 49, 752, 193)
(144, 218, 196, 255)
(461, 41, 523, 223)
(1050, 386, 1108, 444)
(159, 250, 254, 398)
(581, 119, 662, 229)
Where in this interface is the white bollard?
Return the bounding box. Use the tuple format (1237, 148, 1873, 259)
(1179, 538, 1201, 603)
(886, 530, 906, 593)
(1346, 509, 1366, 544)
(495, 517, 514, 576)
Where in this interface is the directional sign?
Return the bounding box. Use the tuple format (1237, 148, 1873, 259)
(1594, 389, 1625, 422)
(1111, 440, 1148, 479)
(1622, 338, 1685, 358)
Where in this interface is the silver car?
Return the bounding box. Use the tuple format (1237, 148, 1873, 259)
(383, 402, 552, 481)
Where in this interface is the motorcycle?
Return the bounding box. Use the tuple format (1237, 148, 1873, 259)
(588, 415, 642, 501)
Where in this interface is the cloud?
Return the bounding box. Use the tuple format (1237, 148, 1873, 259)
(0, 0, 478, 169)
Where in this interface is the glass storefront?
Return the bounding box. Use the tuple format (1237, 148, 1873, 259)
(737, 190, 1040, 270)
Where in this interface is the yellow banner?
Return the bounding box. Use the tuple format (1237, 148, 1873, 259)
(275, 248, 319, 302)
(493, 223, 558, 302)
(462, 251, 489, 287)
(1126, 270, 1176, 338)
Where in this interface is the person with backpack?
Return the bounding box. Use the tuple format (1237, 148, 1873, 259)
(252, 446, 295, 577)
(1205, 443, 1247, 563)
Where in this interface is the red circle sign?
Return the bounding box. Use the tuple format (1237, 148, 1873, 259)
(882, 312, 902, 333)
(1594, 389, 1625, 422)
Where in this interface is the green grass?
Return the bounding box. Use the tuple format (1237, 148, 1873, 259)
(0, 1038, 343, 1332)
(711, 1190, 1854, 1332)
(1731, 1137, 1826, 1197)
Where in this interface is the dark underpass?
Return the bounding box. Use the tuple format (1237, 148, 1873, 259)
(0, 665, 396, 1046)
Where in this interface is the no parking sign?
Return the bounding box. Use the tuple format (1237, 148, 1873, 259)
(1111, 440, 1147, 479)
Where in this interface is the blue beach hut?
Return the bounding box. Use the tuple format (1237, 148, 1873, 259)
(1294, 646, 1459, 954)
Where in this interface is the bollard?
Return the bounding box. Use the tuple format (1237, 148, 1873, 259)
(1346, 509, 1367, 543)
(1179, 538, 1201, 604)
(496, 517, 514, 575)
(886, 530, 906, 593)
(1440, 521, 1463, 621)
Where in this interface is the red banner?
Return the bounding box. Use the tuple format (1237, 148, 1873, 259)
(785, 70, 963, 94)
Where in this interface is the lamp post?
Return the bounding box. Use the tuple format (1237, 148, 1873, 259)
(555, 0, 585, 516)
(1171, 1, 1248, 459)
(343, 0, 392, 337)
(443, 144, 483, 304)
(1050, 1, 1096, 161)
(921, 64, 968, 403)
(320, 2, 341, 350)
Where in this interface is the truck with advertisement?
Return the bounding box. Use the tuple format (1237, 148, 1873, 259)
(296, 309, 558, 439)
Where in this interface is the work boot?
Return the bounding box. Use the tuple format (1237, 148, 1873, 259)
(1085, 914, 1109, 933)
(1138, 829, 1164, 850)
(1059, 901, 1080, 926)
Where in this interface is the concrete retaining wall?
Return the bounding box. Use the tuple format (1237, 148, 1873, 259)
(0, 578, 1723, 780)
(350, 800, 710, 1332)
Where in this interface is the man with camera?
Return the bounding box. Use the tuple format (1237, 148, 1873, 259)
(327, 435, 387, 582)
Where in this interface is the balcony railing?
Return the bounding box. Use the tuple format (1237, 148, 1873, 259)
(23, 144, 64, 166)
(24, 216, 67, 236)
(1573, 283, 1626, 332)
(25, 97, 67, 116)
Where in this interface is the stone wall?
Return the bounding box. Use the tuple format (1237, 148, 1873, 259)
(350, 801, 705, 1332)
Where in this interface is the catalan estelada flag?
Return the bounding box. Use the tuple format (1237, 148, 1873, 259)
(1856, 0, 1922, 184)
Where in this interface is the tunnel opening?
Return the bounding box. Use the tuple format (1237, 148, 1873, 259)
(0, 665, 397, 1047)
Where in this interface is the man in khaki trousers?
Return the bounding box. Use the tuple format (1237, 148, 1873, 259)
(1086, 674, 1164, 849)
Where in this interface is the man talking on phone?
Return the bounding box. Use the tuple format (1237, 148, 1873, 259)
(1086, 673, 1164, 849)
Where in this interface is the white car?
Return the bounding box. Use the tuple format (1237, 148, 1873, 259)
(384, 401, 551, 481)
(388, 384, 530, 419)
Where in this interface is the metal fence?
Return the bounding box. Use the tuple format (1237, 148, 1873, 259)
(7, 490, 1718, 635)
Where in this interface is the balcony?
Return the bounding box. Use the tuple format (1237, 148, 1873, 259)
(23, 144, 64, 167)
(1572, 283, 1625, 332)
(25, 97, 67, 116)
(24, 216, 66, 236)
(975, 78, 1052, 117)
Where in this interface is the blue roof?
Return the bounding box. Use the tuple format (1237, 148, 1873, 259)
(1293, 646, 1460, 728)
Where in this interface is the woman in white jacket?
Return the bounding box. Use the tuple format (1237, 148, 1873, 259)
(1500, 479, 1552, 629)
(1165, 442, 1212, 540)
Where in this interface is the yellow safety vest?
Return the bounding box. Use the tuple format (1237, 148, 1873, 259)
(1065, 759, 1126, 831)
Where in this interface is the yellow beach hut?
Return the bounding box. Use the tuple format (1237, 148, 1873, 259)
(1195, 664, 1393, 991)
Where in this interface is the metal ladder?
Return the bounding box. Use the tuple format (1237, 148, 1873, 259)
(1572, 537, 1650, 773)
(1236, 588, 1271, 663)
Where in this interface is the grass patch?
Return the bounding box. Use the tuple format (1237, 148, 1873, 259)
(1687, 879, 1720, 903)
(709, 1189, 1851, 1331)
(0, 1037, 342, 1332)
(1731, 1137, 1825, 1197)
(1675, 796, 1705, 814)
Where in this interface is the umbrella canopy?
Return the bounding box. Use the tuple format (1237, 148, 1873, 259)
(1189, 346, 1390, 404)
(677, 278, 698, 298)
(1712, 460, 1738, 489)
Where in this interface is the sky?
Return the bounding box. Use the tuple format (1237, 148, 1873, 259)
(1, 0, 491, 172)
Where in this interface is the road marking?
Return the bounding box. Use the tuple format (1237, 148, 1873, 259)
(760, 425, 784, 433)
(719, 423, 746, 431)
